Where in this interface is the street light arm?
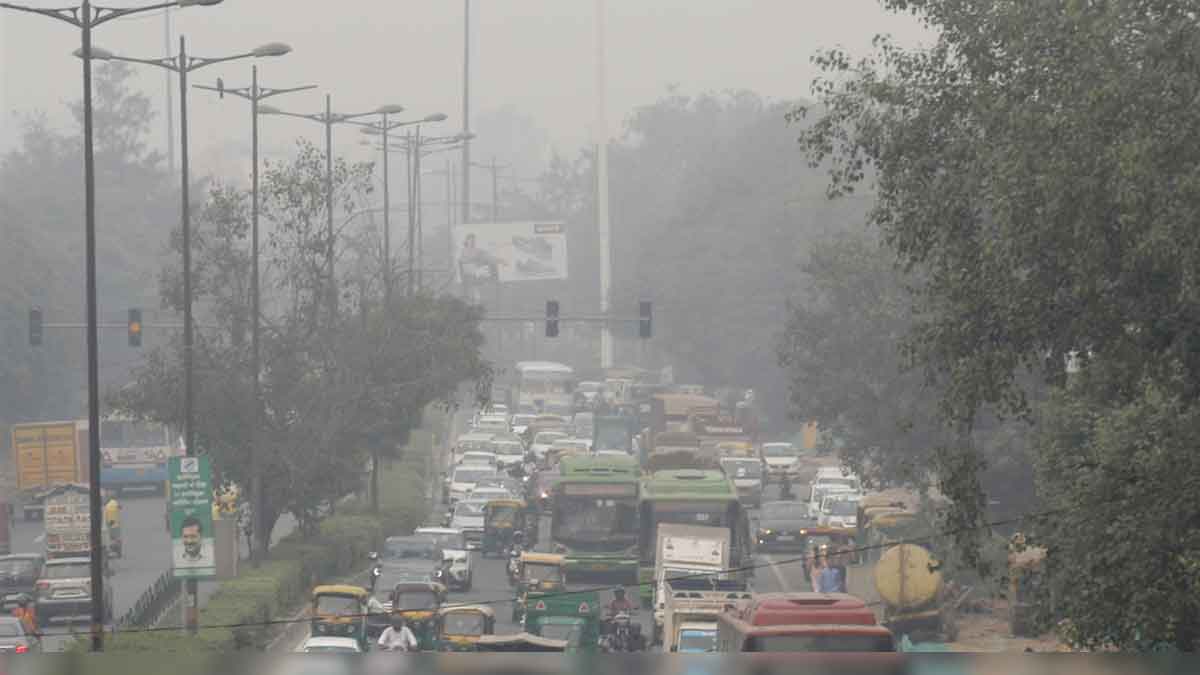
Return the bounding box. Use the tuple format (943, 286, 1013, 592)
(0, 3, 81, 25)
(184, 50, 256, 72)
(92, 1, 182, 26)
(81, 50, 182, 72)
(260, 108, 326, 123)
(194, 83, 317, 103)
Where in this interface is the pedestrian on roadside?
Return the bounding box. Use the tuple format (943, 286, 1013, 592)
(832, 545, 849, 593)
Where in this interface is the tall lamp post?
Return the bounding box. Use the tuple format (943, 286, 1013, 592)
(259, 100, 405, 320)
(194, 70, 315, 564)
(77, 36, 292, 635)
(0, 0, 225, 652)
(353, 113, 447, 305)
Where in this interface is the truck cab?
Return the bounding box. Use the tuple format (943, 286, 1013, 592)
(659, 577, 752, 651)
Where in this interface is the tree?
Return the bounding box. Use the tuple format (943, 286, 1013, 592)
(797, 0, 1200, 649)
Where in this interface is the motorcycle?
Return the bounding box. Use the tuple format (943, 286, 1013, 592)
(600, 612, 645, 652)
(368, 551, 382, 592)
(779, 476, 795, 501)
(506, 543, 523, 586)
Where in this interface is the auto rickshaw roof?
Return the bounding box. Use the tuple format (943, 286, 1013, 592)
(519, 552, 566, 565)
(439, 604, 496, 618)
(391, 581, 447, 593)
(474, 632, 569, 651)
(312, 584, 369, 599)
(485, 498, 525, 509)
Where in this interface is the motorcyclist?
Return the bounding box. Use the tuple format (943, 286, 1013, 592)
(377, 615, 418, 652)
(605, 587, 637, 617)
(779, 475, 794, 500)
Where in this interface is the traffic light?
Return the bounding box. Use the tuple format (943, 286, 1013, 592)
(639, 300, 653, 339)
(545, 300, 560, 338)
(128, 308, 143, 347)
(29, 307, 43, 346)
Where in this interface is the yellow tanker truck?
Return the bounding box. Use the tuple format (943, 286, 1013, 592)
(873, 542, 957, 642)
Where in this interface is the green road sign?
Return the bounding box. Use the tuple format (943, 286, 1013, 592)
(169, 456, 215, 579)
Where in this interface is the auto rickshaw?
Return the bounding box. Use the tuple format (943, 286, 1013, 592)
(311, 585, 371, 650)
(481, 499, 524, 558)
(512, 552, 567, 623)
(437, 604, 496, 651)
(523, 588, 601, 653)
(389, 581, 446, 651)
(473, 633, 569, 652)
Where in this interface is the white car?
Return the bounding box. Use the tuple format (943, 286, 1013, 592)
(808, 484, 855, 520)
(450, 499, 488, 549)
(435, 547, 472, 591)
(812, 467, 862, 494)
(818, 493, 861, 529)
(297, 636, 363, 653)
(491, 440, 526, 468)
(459, 451, 498, 468)
(468, 486, 514, 502)
(530, 431, 569, 461)
(448, 464, 497, 504)
(474, 415, 510, 434)
(761, 442, 802, 479)
(510, 414, 536, 436)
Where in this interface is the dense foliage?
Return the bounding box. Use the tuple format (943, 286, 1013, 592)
(796, 0, 1200, 649)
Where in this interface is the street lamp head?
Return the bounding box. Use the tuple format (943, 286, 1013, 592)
(424, 113, 449, 123)
(252, 42, 292, 58)
(73, 46, 114, 60)
(178, 0, 225, 6)
(360, 127, 383, 137)
(457, 132, 477, 141)
(258, 104, 283, 115)
(376, 104, 406, 115)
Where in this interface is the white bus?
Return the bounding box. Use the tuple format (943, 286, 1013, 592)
(513, 361, 575, 417)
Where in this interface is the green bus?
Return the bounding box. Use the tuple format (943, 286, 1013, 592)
(550, 454, 641, 581)
(636, 469, 753, 607)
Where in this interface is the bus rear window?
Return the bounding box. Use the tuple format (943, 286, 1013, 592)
(745, 633, 895, 652)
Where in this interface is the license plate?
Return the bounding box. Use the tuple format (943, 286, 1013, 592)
(776, 535, 795, 542)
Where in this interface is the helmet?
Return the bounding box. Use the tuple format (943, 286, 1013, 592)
(613, 586, 626, 597)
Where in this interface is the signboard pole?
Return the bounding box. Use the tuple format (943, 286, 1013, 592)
(169, 456, 215, 634)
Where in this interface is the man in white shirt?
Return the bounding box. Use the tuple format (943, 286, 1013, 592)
(378, 616, 419, 652)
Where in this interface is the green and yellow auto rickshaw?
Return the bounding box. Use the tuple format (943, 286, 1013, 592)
(523, 588, 601, 653)
(512, 552, 567, 623)
(481, 499, 525, 558)
(311, 585, 371, 650)
(437, 604, 496, 652)
(390, 580, 446, 651)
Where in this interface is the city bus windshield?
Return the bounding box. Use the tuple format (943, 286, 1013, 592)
(552, 495, 638, 543)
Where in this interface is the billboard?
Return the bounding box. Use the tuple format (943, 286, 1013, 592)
(452, 222, 568, 284)
(169, 456, 215, 579)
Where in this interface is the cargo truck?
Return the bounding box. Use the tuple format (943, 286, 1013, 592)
(10, 421, 89, 521)
(652, 524, 731, 640)
(658, 577, 751, 651)
(42, 483, 109, 559)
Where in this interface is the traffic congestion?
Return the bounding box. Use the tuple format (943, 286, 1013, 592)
(282, 361, 956, 654)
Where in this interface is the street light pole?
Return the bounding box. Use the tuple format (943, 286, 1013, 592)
(461, 0, 472, 226)
(2, 0, 227, 651)
(194, 70, 314, 565)
(79, 34, 291, 634)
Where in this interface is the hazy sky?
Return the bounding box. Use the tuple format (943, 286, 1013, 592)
(2, 1, 930, 176)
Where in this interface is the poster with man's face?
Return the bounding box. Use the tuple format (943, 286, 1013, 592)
(169, 456, 215, 578)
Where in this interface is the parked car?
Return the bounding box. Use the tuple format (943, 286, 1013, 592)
(0, 616, 40, 654)
(35, 557, 113, 627)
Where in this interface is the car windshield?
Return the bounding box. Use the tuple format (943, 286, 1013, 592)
(0, 618, 23, 638)
(817, 477, 859, 491)
(763, 445, 798, 457)
(825, 501, 857, 516)
(443, 613, 485, 635)
(0, 558, 38, 581)
(523, 562, 561, 582)
(393, 591, 438, 610)
(455, 502, 486, 516)
(419, 532, 465, 550)
(761, 503, 811, 520)
(534, 433, 567, 445)
(537, 622, 583, 645)
(385, 538, 436, 560)
(678, 629, 717, 653)
(722, 460, 762, 477)
(454, 467, 493, 483)
(315, 594, 361, 616)
(494, 443, 524, 456)
(42, 563, 90, 579)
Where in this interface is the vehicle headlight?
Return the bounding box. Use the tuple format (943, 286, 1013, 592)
(759, 528, 772, 536)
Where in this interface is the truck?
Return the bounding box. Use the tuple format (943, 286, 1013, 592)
(11, 421, 90, 521)
(42, 483, 109, 559)
(652, 524, 732, 639)
(659, 576, 752, 651)
(873, 543, 957, 642)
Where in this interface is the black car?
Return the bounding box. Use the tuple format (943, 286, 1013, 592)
(755, 501, 820, 552)
(0, 555, 44, 612)
(376, 536, 439, 591)
(0, 616, 40, 654)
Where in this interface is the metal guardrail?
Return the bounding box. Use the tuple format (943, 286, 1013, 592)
(116, 568, 181, 629)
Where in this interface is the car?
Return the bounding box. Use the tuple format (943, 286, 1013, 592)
(35, 557, 113, 627)
(447, 464, 498, 504)
(297, 636, 363, 653)
(435, 548, 472, 592)
(761, 442, 802, 481)
(449, 499, 488, 549)
(755, 501, 820, 552)
(414, 527, 467, 553)
(377, 536, 440, 589)
(490, 440, 526, 468)
(530, 431, 569, 461)
(0, 554, 45, 612)
(510, 414, 536, 436)
(469, 486, 515, 503)
(474, 415, 510, 434)
(460, 450, 498, 468)
(807, 484, 856, 520)
(818, 493, 861, 529)
(453, 432, 496, 464)
(812, 467, 862, 494)
(0, 616, 40, 654)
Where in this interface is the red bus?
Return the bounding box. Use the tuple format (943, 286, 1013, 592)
(716, 593, 896, 652)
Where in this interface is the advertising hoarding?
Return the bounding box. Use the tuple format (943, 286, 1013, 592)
(169, 456, 215, 579)
(452, 221, 568, 284)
